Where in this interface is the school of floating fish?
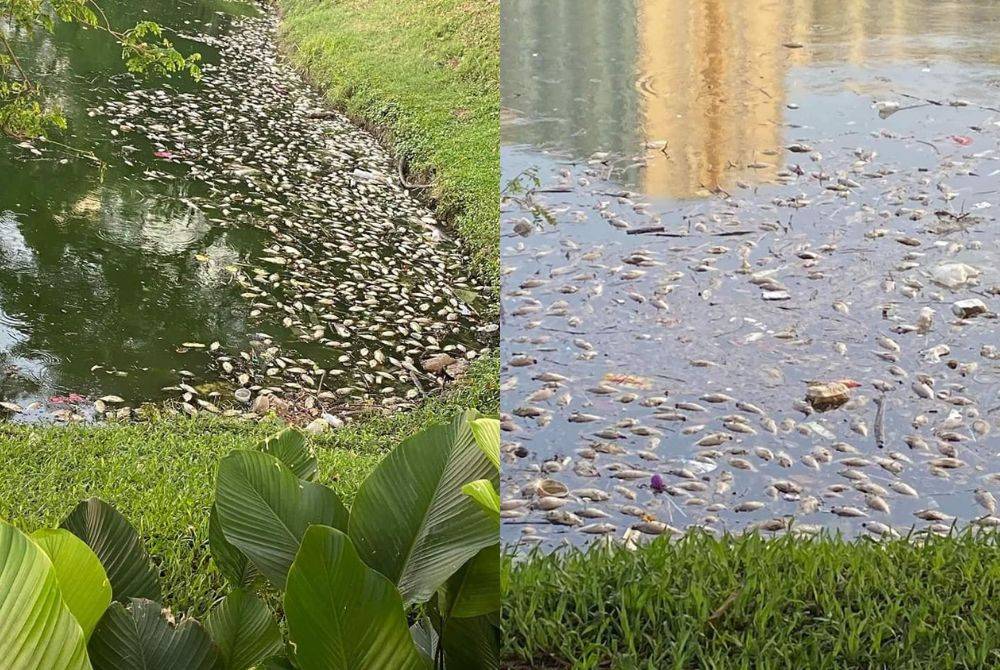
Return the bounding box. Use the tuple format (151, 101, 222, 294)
(501, 104, 1000, 546)
(36, 10, 492, 425)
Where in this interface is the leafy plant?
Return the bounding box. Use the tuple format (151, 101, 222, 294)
(1, 0, 201, 137)
(0, 409, 500, 669)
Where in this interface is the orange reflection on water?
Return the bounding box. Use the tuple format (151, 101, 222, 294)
(637, 0, 788, 198)
(502, 0, 1000, 199)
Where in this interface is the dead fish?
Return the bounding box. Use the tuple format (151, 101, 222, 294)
(735, 401, 766, 416)
(889, 481, 919, 498)
(580, 523, 616, 534)
(546, 510, 583, 526)
(534, 496, 569, 511)
(865, 495, 891, 514)
(974, 489, 997, 515)
(612, 469, 652, 480)
(695, 433, 732, 447)
(631, 521, 679, 536)
(831, 506, 868, 518)
(700, 392, 734, 403)
(574, 488, 611, 502)
(914, 509, 954, 522)
(734, 501, 766, 512)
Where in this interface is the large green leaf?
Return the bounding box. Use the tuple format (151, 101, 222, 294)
(209, 504, 257, 589)
(261, 427, 317, 481)
(409, 617, 439, 662)
(31, 528, 112, 639)
(439, 544, 500, 619)
(61, 498, 160, 603)
(88, 598, 220, 670)
(440, 615, 499, 670)
(205, 589, 282, 670)
(0, 521, 91, 670)
(258, 655, 297, 669)
(470, 418, 500, 469)
(462, 480, 500, 520)
(349, 410, 497, 605)
(285, 526, 430, 670)
(215, 450, 348, 589)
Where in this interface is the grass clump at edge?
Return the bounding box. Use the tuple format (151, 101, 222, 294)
(503, 531, 1000, 670)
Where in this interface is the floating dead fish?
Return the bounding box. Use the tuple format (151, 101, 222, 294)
(805, 380, 859, 410)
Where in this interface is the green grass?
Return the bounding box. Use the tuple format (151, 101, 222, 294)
(277, 0, 500, 293)
(503, 532, 1000, 669)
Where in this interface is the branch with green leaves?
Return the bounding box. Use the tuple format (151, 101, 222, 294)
(1, 0, 201, 138)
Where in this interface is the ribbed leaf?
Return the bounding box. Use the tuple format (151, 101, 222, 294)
(88, 599, 220, 670)
(470, 418, 500, 469)
(439, 544, 500, 619)
(258, 654, 297, 669)
(30, 528, 112, 639)
(205, 589, 282, 670)
(209, 504, 257, 589)
(215, 450, 348, 589)
(261, 427, 317, 481)
(285, 526, 430, 670)
(410, 617, 439, 661)
(440, 614, 499, 670)
(61, 498, 160, 603)
(349, 410, 497, 605)
(462, 480, 500, 520)
(0, 522, 91, 670)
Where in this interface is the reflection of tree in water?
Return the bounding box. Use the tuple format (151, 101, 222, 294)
(0, 162, 255, 396)
(501, 1, 642, 160)
(0, 0, 266, 399)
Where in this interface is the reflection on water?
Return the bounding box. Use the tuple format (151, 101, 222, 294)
(637, 0, 786, 196)
(503, 0, 1000, 197)
(0, 1, 259, 406)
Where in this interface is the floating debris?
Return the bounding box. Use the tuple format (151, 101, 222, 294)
(501, 87, 1000, 549)
(805, 380, 860, 411)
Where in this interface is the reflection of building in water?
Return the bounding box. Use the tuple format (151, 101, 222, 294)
(637, 0, 787, 197)
(501, 0, 790, 197)
(502, 0, 1000, 197)
(500, 1, 642, 160)
(784, 0, 1000, 67)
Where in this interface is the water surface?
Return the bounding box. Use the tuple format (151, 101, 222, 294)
(501, 0, 1000, 547)
(1, 0, 485, 418)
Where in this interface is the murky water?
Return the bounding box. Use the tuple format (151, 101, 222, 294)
(501, 0, 1000, 547)
(1, 0, 487, 420)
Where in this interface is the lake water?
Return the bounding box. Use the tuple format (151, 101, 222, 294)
(0, 0, 488, 420)
(501, 0, 1000, 547)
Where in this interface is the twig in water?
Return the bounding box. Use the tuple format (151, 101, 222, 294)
(874, 393, 886, 449)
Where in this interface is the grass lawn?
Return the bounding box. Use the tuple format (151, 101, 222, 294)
(503, 532, 1000, 669)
